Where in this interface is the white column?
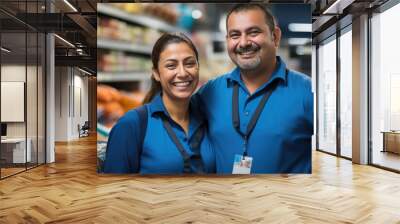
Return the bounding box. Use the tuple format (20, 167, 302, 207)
(352, 14, 369, 164)
(46, 33, 55, 163)
(312, 45, 317, 150)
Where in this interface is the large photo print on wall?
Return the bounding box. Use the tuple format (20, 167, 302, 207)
(97, 3, 313, 174)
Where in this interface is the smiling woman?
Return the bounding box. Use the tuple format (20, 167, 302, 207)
(103, 33, 216, 174)
(143, 33, 199, 105)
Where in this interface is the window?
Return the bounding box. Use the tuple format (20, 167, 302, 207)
(0, 1, 46, 179)
(339, 28, 352, 158)
(317, 36, 337, 154)
(370, 2, 400, 171)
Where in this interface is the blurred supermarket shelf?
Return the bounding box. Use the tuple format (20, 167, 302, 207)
(98, 4, 184, 33)
(97, 39, 152, 55)
(98, 71, 150, 82)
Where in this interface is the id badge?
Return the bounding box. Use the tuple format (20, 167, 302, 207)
(232, 154, 253, 174)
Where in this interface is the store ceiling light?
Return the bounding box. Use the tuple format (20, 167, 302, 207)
(288, 38, 311, 45)
(78, 67, 92, 76)
(63, 0, 78, 12)
(1, 47, 11, 53)
(192, 10, 202, 19)
(288, 23, 312, 32)
(219, 14, 227, 34)
(54, 34, 75, 48)
(296, 46, 311, 55)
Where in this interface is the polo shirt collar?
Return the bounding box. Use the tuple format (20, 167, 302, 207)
(147, 93, 205, 138)
(226, 56, 288, 88)
(148, 93, 168, 117)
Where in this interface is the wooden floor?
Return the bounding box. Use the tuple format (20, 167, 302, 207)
(1, 163, 45, 178)
(1, 136, 400, 223)
(1, 167, 26, 178)
(372, 150, 400, 171)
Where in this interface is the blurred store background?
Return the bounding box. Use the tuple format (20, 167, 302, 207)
(96, 3, 311, 138)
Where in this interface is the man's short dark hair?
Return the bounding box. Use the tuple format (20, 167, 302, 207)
(226, 3, 276, 34)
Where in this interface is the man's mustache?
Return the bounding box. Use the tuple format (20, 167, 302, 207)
(235, 44, 260, 54)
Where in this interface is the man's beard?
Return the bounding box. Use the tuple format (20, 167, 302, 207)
(235, 55, 261, 70)
(233, 43, 262, 70)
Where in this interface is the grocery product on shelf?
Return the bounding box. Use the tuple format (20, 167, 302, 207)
(97, 84, 144, 127)
(110, 3, 143, 14)
(98, 51, 152, 73)
(98, 17, 162, 46)
(110, 3, 179, 25)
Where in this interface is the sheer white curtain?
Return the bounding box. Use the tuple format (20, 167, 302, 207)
(340, 30, 352, 158)
(318, 38, 337, 154)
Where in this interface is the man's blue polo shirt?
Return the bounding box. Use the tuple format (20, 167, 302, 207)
(194, 56, 313, 174)
(104, 94, 216, 174)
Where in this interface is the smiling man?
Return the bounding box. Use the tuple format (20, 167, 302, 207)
(194, 4, 313, 174)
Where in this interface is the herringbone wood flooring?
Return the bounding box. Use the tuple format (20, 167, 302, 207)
(1, 135, 400, 223)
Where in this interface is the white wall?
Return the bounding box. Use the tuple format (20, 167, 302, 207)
(1, 66, 25, 139)
(1, 65, 35, 138)
(54, 67, 89, 141)
(55, 66, 69, 141)
(72, 72, 89, 137)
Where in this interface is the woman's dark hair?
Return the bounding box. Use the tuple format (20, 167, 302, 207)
(142, 32, 199, 104)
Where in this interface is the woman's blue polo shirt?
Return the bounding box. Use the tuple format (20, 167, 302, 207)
(103, 94, 216, 174)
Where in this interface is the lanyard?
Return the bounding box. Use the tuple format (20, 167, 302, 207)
(232, 69, 287, 157)
(161, 115, 205, 174)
